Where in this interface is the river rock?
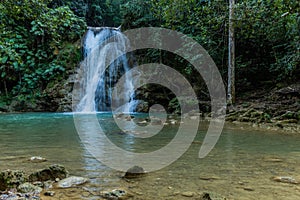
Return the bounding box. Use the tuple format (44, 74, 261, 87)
(17, 182, 43, 193)
(169, 119, 178, 125)
(29, 156, 47, 163)
(150, 117, 163, 125)
(273, 176, 299, 184)
(101, 189, 127, 199)
(0, 170, 27, 191)
(44, 191, 55, 196)
(29, 164, 69, 182)
(0, 191, 40, 200)
(201, 192, 212, 200)
(136, 120, 148, 125)
(124, 166, 145, 179)
(43, 180, 54, 189)
(181, 191, 194, 197)
(57, 176, 88, 188)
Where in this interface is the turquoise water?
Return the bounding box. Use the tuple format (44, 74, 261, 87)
(0, 113, 299, 199)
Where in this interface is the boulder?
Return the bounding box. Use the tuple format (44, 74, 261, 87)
(0, 170, 27, 191)
(124, 166, 145, 179)
(29, 164, 69, 182)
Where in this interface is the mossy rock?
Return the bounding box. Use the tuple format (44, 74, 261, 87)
(0, 170, 27, 191)
(18, 182, 43, 193)
(29, 164, 69, 182)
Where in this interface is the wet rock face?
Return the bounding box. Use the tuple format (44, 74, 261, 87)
(0, 170, 27, 191)
(28, 164, 69, 182)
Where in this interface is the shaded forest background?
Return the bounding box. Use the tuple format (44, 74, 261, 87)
(0, 0, 299, 112)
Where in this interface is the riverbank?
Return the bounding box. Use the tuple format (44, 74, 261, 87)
(224, 83, 300, 134)
(0, 82, 299, 135)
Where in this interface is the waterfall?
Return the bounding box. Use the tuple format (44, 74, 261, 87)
(75, 27, 135, 113)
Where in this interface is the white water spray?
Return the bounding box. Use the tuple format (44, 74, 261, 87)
(75, 27, 135, 112)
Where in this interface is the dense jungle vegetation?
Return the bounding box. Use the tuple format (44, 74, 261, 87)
(0, 0, 299, 111)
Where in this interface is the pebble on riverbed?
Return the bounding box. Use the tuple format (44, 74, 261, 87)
(181, 191, 194, 197)
(272, 176, 299, 184)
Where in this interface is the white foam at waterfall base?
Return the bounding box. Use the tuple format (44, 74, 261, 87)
(76, 27, 135, 113)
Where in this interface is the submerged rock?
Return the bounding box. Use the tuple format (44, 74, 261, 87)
(124, 166, 145, 179)
(150, 117, 163, 125)
(181, 191, 194, 197)
(0, 170, 27, 191)
(57, 176, 88, 188)
(29, 156, 47, 163)
(273, 176, 299, 184)
(29, 164, 69, 182)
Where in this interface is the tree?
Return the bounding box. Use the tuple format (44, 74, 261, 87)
(228, 0, 235, 104)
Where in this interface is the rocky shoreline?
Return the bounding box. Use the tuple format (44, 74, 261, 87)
(224, 83, 300, 134)
(0, 161, 224, 200)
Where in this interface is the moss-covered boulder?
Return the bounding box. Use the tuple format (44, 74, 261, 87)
(0, 170, 27, 191)
(28, 164, 69, 182)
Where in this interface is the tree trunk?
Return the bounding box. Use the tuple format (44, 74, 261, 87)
(228, 0, 235, 105)
(3, 80, 8, 97)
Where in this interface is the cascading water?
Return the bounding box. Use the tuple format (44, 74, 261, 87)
(75, 27, 135, 112)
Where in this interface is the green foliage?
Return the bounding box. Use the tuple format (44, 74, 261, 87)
(235, 0, 300, 82)
(1, 0, 50, 23)
(121, 0, 158, 29)
(31, 6, 86, 45)
(50, 0, 123, 27)
(124, 0, 299, 88)
(0, 0, 86, 101)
